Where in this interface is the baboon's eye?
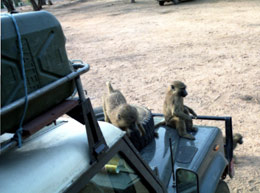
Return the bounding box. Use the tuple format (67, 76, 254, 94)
(171, 85, 175, 90)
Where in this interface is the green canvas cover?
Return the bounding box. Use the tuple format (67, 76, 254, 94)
(1, 11, 75, 134)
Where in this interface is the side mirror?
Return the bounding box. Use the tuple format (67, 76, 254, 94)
(176, 169, 198, 193)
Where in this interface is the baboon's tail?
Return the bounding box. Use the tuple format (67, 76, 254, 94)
(106, 81, 114, 93)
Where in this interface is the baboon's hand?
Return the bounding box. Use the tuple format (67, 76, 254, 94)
(188, 107, 197, 117)
(192, 112, 197, 118)
(191, 115, 197, 119)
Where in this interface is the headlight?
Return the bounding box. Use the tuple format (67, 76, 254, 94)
(176, 169, 198, 193)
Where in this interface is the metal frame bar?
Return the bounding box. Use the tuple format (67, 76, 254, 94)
(73, 77, 108, 163)
(0, 64, 89, 116)
(195, 116, 233, 162)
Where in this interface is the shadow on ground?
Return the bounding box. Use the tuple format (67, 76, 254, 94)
(235, 156, 260, 167)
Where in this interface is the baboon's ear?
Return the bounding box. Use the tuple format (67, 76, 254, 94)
(171, 85, 175, 90)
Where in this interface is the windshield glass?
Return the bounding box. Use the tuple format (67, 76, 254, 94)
(79, 153, 153, 193)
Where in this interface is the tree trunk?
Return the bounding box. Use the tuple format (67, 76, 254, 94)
(40, 0, 46, 5)
(13, 0, 21, 7)
(2, 0, 16, 12)
(37, 0, 43, 9)
(48, 0, 53, 5)
(29, 0, 41, 11)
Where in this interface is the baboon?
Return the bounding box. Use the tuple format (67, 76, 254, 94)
(224, 133, 243, 150)
(224, 133, 243, 163)
(102, 82, 145, 137)
(233, 133, 243, 150)
(158, 81, 197, 140)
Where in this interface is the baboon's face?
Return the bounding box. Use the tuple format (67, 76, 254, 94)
(234, 133, 243, 144)
(117, 115, 136, 128)
(179, 87, 188, 97)
(237, 136, 243, 144)
(171, 81, 188, 97)
(116, 105, 138, 129)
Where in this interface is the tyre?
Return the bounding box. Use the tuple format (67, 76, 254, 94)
(93, 105, 155, 151)
(215, 180, 230, 193)
(159, 1, 165, 6)
(130, 105, 155, 150)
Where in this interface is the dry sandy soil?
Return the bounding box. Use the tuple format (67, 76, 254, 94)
(14, 0, 260, 192)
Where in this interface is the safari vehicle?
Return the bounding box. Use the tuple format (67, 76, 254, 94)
(0, 11, 234, 193)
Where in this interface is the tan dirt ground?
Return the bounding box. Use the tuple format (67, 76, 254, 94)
(13, 0, 260, 192)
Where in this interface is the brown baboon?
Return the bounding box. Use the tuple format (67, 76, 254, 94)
(102, 82, 145, 137)
(224, 133, 243, 150)
(233, 133, 243, 150)
(159, 81, 197, 140)
(224, 133, 243, 163)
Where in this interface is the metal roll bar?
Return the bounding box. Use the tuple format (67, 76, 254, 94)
(0, 64, 90, 116)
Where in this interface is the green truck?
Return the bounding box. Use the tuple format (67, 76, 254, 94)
(0, 11, 234, 193)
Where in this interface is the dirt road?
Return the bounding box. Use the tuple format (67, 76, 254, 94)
(15, 0, 260, 192)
